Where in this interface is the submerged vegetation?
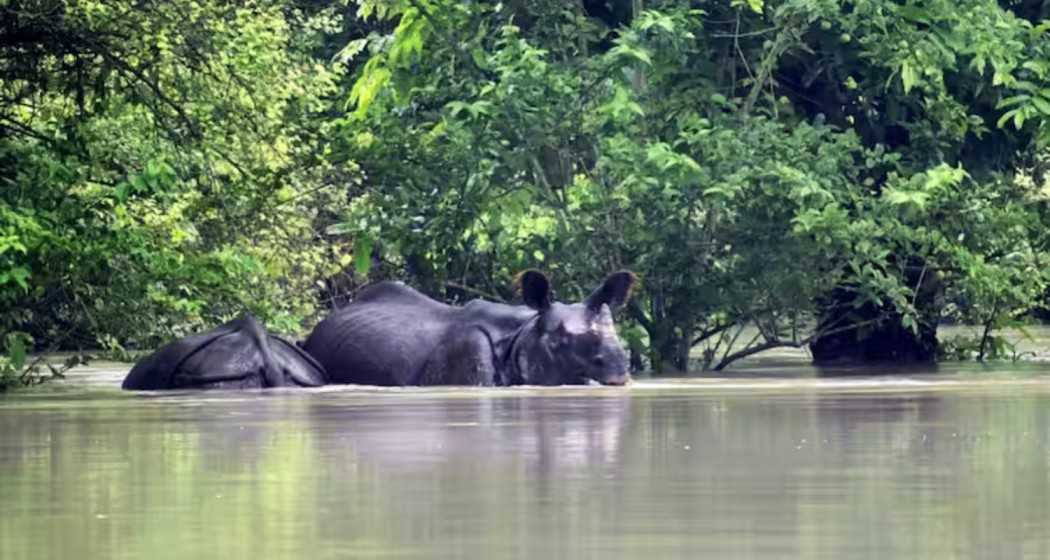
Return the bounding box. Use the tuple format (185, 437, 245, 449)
(4, 0, 1050, 387)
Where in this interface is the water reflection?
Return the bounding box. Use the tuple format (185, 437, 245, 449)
(1, 376, 1050, 558)
(308, 395, 629, 472)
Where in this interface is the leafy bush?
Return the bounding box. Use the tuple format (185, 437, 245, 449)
(5, 0, 1050, 375)
(331, 0, 1050, 370)
(1, 1, 353, 351)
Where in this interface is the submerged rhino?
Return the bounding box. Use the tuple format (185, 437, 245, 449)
(304, 270, 636, 386)
(121, 314, 326, 390)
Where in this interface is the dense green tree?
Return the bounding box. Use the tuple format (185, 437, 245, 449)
(334, 0, 1050, 370)
(0, 1, 356, 387)
(5, 0, 1050, 387)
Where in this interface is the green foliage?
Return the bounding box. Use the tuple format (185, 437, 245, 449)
(1, 1, 354, 352)
(331, 0, 1050, 370)
(0, 332, 30, 390)
(5, 0, 1050, 377)
(0, 331, 85, 391)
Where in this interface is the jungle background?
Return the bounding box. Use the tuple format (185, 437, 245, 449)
(4, 0, 1050, 387)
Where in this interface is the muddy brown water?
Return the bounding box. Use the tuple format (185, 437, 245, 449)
(2, 347, 1050, 558)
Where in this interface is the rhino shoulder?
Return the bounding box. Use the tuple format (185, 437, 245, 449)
(353, 281, 451, 311)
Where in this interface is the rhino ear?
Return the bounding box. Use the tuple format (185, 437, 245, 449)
(586, 271, 637, 312)
(516, 270, 551, 312)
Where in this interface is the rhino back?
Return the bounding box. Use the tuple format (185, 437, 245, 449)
(304, 282, 458, 385)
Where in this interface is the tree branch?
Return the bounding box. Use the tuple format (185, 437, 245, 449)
(691, 321, 734, 347)
(446, 281, 505, 303)
(711, 315, 887, 371)
(713, 339, 803, 370)
(627, 299, 654, 333)
(89, 46, 199, 138)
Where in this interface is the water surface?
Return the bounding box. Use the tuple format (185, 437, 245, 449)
(2, 359, 1050, 559)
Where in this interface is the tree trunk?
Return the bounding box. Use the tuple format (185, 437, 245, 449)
(647, 324, 690, 373)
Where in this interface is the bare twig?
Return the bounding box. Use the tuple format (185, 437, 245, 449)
(732, 13, 756, 84)
(446, 281, 505, 303)
(711, 26, 780, 39)
(910, 262, 928, 308)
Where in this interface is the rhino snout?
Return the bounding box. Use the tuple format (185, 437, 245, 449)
(600, 372, 631, 386)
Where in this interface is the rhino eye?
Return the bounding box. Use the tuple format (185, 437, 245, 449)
(545, 330, 567, 348)
(576, 333, 601, 355)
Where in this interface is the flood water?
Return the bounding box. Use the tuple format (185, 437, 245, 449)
(3, 354, 1050, 558)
